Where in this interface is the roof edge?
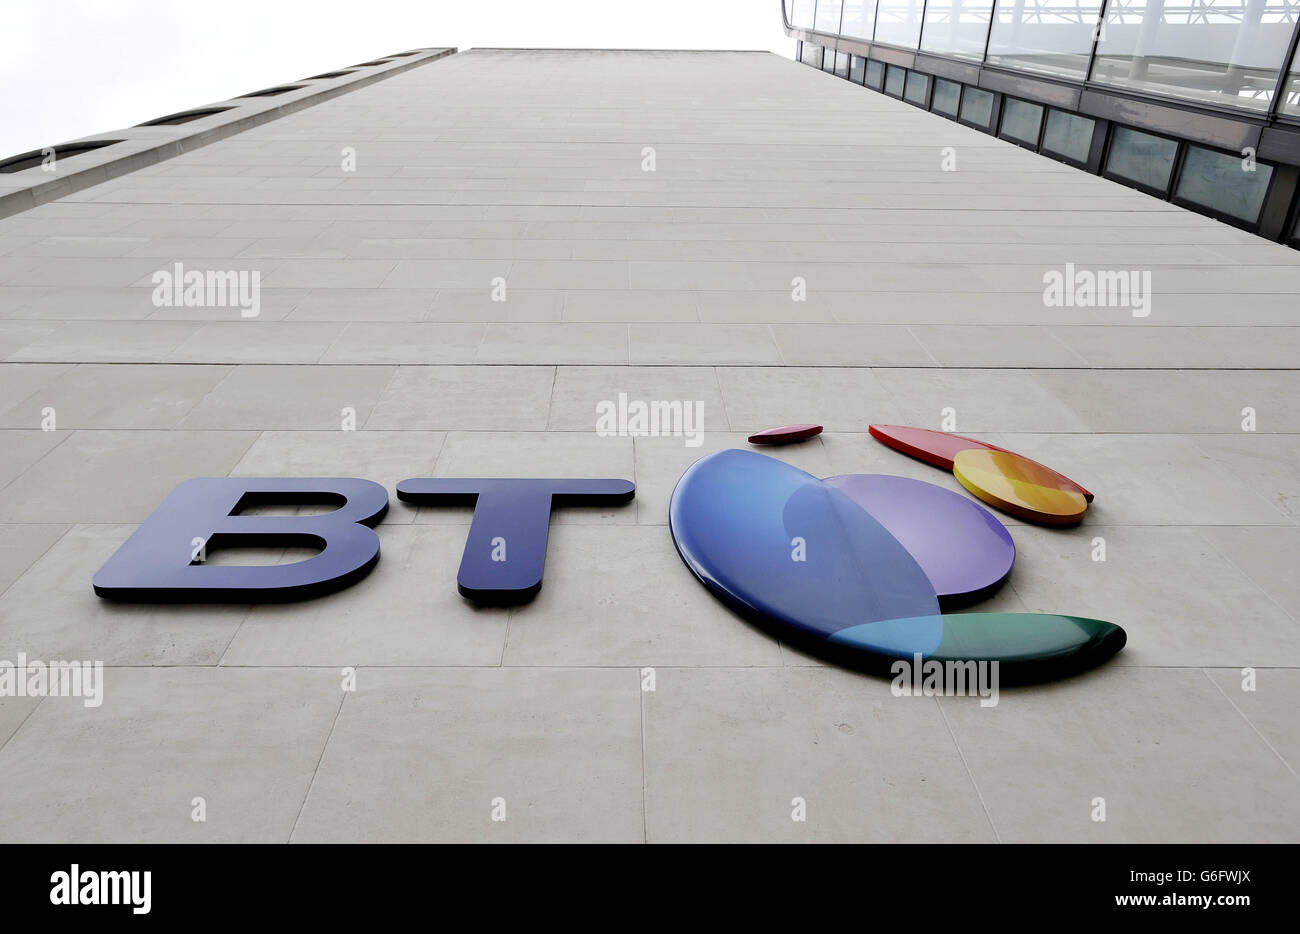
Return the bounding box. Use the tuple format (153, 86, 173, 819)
(0, 47, 457, 220)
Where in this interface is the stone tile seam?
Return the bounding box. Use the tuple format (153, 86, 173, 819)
(1200, 668, 1300, 784)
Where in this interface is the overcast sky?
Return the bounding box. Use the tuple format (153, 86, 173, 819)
(1, 0, 793, 158)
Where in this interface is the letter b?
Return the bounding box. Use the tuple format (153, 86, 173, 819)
(92, 478, 388, 601)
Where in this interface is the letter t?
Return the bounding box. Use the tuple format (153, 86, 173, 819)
(395, 478, 634, 605)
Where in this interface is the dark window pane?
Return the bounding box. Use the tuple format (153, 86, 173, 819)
(866, 59, 885, 89)
(905, 70, 930, 105)
(886, 64, 907, 97)
(960, 86, 994, 126)
(850, 54, 867, 83)
(1041, 110, 1096, 164)
(1175, 146, 1274, 223)
(933, 78, 962, 116)
(1000, 97, 1044, 146)
(1105, 126, 1178, 192)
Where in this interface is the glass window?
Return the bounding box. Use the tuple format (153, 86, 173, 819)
(875, 0, 926, 49)
(801, 43, 826, 68)
(866, 58, 886, 88)
(835, 50, 852, 77)
(1091, 0, 1295, 111)
(841, 0, 878, 39)
(1000, 97, 1044, 146)
(886, 63, 908, 96)
(921, 0, 996, 61)
(932, 78, 963, 116)
(960, 86, 995, 126)
(790, 0, 818, 29)
(1041, 110, 1096, 164)
(850, 54, 868, 83)
(1105, 126, 1179, 193)
(1279, 41, 1300, 114)
(1175, 145, 1274, 223)
(986, 0, 1104, 80)
(905, 70, 931, 104)
(815, 0, 845, 32)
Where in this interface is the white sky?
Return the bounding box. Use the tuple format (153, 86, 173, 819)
(0, 0, 794, 158)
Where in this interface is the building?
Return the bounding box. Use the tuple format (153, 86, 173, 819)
(786, 0, 1300, 245)
(0, 44, 1297, 843)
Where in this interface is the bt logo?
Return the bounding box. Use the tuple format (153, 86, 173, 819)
(92, 446, 1126, 683)
(92, 476, 633, 606)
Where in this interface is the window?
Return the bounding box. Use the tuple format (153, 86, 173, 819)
(137, 107, 233, 127)
(875, 0, 926, 49)
(835, 50, 852, 78)
(921, 0, 995, 61)
(1090, 0, 1295, 112)
(1041, 110, 1095, 165)
(0, 140, 120, 174)
(886, 63, 907, 97)
(1281, 41, 1300, 115)
(790, 0, 817, 28)
(841, 0, 878, 39)
(960, 86, 995, 127)
(865, 58, 886, 89)
(1000, 97, 1044, 147)
(238, 85, 304, 98)
(800, 43, 825, 68)
(815, 0, 845, 33)
(1105, 126, 1179, 194)
(986, 0, 1104, 80)
(1174, 146, 1275, 224)
(905, 70, 931, 106)
(850, 54, 868, 84)
(932, 78, 962, 117)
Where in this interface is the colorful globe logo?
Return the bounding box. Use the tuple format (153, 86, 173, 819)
(668, 449, 1125, 683)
